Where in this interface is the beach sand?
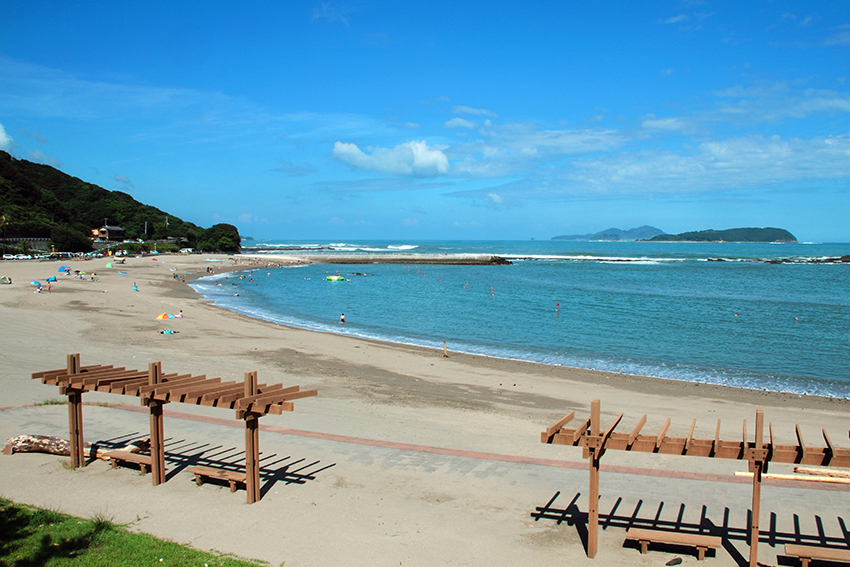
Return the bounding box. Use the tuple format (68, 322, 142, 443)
(0, 254, 847, 566)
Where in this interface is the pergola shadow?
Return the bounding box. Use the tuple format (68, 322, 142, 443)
(532, 491, 850, 566)
(33, 354, 318, 504)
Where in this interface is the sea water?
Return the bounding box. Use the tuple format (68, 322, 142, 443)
(191, 240, 850, 398)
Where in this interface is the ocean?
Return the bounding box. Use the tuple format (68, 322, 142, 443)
(190, 240, 850, 399)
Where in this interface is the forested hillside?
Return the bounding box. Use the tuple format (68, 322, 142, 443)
(0, 151, 239, 252)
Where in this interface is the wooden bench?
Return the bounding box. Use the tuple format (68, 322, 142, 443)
(626, 528, 722, 560)
(102, 450, 153, 475)
(187, 465, 247, 493)
(784, 543, 850, 567)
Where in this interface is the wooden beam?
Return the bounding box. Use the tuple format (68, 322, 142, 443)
(713, 419, 721, 456)
(237, 385, 302, 407)
(822, 429, 834, 458)
(600, 413, 623, 450)
(749, 409, 764, 567)
(685, 419, 696, 453)
(148, 362, 166, 487)
(795, 424, 806, 462)
(243, 372, 261, 504)
(627, 415, 646, 449)
(572, 417, 592, 445)
(545, 411, 575, 440)
(65, 354, 85, 469)
(655, 418, 671, 451)
(587, 399, 601, 559)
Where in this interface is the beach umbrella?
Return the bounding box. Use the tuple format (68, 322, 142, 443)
(118, 271, 127, 275)
(47, 276, 57, 282)
(155, 313, 174, 320)
(58, 266, 69, 272)
(30, 280, 40, 286)
(105, 263, 113, 268)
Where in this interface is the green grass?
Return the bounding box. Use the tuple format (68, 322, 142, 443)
(0, 498, 271, 567)
(35, 399, 67, 406)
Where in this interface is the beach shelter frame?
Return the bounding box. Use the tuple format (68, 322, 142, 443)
(542, 399, 849, 566)
(33, 353, 317, 504)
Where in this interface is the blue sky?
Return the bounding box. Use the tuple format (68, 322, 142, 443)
(1, 1, 848, 242)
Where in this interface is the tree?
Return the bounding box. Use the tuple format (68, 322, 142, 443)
(51, 226, 93, 253)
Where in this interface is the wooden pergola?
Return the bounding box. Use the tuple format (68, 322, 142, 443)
(33, 353, 317, 503)
(542, 399, 849, 566)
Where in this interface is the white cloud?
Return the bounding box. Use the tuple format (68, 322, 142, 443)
(444, 118, 477, 129)
(452, 105, 497, 117)
(660, 14, 689, 24)
(0, 123, 12, 150)
(401, 218, 418, 227)
(487, 193, 503, 204)
(333, 140, 449, 176)
(642, 116, 686, 131)
(114, 174, 134, 187)
(312, 2, 349, 25)
(568, 134, 850, 193)
(25, 149, 62, 167)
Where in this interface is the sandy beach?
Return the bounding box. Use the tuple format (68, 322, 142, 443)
(0, 253, 847, 566)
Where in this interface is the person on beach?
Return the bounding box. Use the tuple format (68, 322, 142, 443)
(340, 313, 345, 324)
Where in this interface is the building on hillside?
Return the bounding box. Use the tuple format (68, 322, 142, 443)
(90, 225, 126, 242)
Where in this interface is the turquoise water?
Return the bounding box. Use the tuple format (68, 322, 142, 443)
(191, 241, 850, 398)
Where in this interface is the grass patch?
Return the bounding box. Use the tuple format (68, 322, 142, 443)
(36, 399, 67, 406)
(0, 498, 271, 566)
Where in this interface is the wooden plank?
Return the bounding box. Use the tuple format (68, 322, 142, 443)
(138, 374, 202, 394)
(655, 418, 671, 451)
(822, 429, 834, 457)
(545, 412, 575, 439)
(572, 417, 592, 445)
(796, 424, 806, 461)
(626, 528, 721, 560)
(627, 415, 647, 449)
(180, 381, 241, 400)
(237, 384, 301, 406)
(152, 378, 224, 399)
(600, 413, 623, 449)
(784, 543, 850, 563)
(713, 419, 721, 456)
(245, 400, 294, 414)
(685, 419, 696, 453)
(238, 388, 317, 408)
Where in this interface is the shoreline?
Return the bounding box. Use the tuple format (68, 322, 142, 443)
(1, 253, 847, 410)
(1, 252, 847, 566)
(199, 255, 846, 404)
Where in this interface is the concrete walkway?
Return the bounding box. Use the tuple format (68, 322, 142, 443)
(1, 402, 847, 566)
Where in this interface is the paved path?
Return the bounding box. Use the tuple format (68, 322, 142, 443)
(1, 403, 847, 566)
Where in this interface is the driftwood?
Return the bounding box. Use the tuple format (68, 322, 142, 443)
(3, 434, 149, 458)
(4, 434, 87, 456)
(794, 466, 850, 478)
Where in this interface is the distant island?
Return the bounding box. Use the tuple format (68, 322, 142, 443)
(648, 227, 797, 243)
(552, 225, 665, 241)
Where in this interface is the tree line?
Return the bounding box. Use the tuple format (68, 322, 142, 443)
(0, 151, 240, 252)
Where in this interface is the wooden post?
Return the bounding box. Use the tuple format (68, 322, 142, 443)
(588, 398, 601, 558)
(65, 354, 85, 468)
(244, 371, 260, 504)
(147, 362, 166, 486)
(749, 409, 764, 567)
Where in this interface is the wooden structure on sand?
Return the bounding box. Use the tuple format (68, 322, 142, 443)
(33, 353, 317, 503)
(542, 399, 849, 566)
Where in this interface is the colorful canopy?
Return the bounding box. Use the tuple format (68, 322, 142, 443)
(155, 313, 174, 320)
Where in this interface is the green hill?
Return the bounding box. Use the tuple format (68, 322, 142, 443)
(649, 227, 797, 243)
(0, 150, 239, 252)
